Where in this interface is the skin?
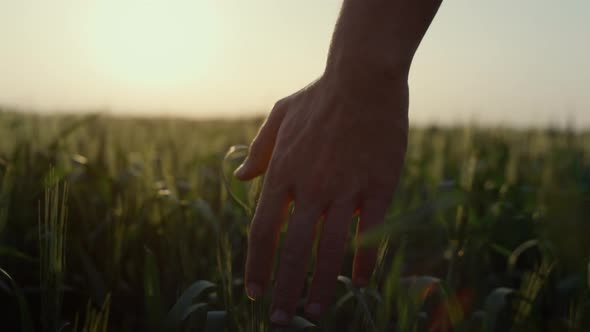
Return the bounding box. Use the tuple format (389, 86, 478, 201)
(234, 0, 443, 325)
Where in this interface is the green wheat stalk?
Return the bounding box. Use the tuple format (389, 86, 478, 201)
(39, 168, 69, 332)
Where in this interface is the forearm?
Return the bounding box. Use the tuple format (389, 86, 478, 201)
(325, 0, 442, 90)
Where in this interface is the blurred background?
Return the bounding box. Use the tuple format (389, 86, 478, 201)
(1, 0, 589, 127)
(1, 1, 590, 331)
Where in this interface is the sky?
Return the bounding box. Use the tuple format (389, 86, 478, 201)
(1, 0, 589, 127)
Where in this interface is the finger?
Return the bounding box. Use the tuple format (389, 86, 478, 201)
(270, 202, 321, 325)
(245, 178, 290, 301)
(234, 100, 288, 180)
(305, 202, 355, 317)
(352, 197, 391, 286)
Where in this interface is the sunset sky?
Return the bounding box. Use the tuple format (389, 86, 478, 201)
(1, 0, 589, 126)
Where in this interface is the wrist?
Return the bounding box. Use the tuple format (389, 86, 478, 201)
(323, 2, 413, 101)
(323, 51, 409, 103)
(322, 0, 442, 102)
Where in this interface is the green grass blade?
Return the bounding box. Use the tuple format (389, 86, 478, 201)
(221, 145, 254, 217)
(144, 247, 164, 332)
(163, 280, 215, 331)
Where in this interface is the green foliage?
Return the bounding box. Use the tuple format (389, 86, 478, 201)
(144, 247, 164, 332)
(162, 280, 215, 331)
(73, 293, 111, 332)
(0, 111, 589, 331)
(39, 168, 69, 331)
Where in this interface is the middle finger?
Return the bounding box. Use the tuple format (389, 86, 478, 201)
(270, 200, 321, 325)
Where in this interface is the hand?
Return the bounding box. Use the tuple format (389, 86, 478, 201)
(234, 73, 409, 324)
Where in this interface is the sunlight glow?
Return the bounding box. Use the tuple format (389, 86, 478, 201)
(1, 0, 588, 123)
(84, 1, 218, 91)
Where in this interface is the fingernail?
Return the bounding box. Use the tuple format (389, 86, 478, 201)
(270, 309, 289, 324)
(305, 303, 323, 316)
(246, 283, 261, 300)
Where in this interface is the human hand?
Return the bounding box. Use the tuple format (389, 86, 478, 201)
(234, 73, 409, 324)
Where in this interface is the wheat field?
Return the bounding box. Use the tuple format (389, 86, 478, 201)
(0, 110, 589, 331)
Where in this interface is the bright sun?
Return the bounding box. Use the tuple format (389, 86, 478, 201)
(85, 1, 218, 91)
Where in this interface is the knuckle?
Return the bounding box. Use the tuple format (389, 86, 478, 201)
(271, 99, 290, 120)
(297, 176, 329, 200)
(273, 98, 288, 111)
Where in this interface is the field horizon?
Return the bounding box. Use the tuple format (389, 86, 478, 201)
(2, 106, 589, 132)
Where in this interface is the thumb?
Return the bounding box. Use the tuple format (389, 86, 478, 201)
(234, 101, 288, 180)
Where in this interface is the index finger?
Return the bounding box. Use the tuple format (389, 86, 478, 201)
(245, 172, 290, 300)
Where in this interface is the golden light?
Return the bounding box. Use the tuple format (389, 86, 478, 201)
(84, 1, 219, 91)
